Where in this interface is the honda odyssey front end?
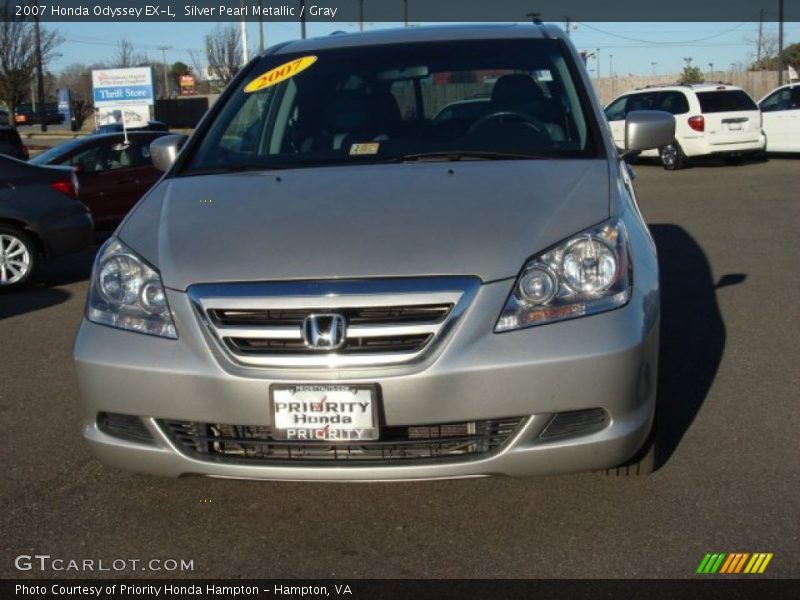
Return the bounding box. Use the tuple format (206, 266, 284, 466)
(74, 24, 673, 480)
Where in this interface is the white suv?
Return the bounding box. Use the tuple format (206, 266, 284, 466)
(605, 83, 765, 169)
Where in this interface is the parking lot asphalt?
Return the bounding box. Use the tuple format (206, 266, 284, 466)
(1, 157, 798, 579)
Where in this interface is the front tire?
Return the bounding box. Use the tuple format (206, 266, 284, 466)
(0, 226, 39, 291)
(659, 141, 686, 170)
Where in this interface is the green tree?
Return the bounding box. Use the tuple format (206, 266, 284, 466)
(677, 65, 704, 84)
(750, 42, 800, 71)
(170, 62, 191, 78)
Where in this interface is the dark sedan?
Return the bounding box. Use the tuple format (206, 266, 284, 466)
(0, 156, 93, 290)
(29, 131, 169, 229)
(0, 125, 29, 160)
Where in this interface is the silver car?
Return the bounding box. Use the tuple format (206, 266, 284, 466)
(74, 24, 674, 480)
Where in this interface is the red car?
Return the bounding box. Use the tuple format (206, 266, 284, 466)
(29, 131, 169, 229)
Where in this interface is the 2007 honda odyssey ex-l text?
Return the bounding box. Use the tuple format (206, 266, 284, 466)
(74, 23, 675, 480)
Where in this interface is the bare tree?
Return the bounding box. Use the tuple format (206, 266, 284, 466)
(0, 8, 62, 123)
(56, 63, 94, 129)
(745, 31, 779, 70)
(205, 24, 243, 84)
(110, 39, 147, 69)
(188, 49, 206, 80)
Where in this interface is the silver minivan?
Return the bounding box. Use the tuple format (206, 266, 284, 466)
(74, 24, 674, 480)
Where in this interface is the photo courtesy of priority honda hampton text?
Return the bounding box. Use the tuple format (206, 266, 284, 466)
(73, 23, 675, 480)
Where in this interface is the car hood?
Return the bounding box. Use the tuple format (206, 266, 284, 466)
(119, 160, 610, 290)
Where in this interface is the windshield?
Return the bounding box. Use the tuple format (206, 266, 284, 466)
(186, 38, 598, 173)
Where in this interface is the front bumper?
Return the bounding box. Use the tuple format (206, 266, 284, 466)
(74, 273, 659, 481)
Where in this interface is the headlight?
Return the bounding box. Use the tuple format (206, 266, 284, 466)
(86, 238, 177, 339)
(495, 219, 631, 332)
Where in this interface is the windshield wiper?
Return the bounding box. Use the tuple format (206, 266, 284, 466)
(184, 163, 284, 176)
(400, 150, 549, 162)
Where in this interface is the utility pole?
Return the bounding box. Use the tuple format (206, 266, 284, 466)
(403, 0, 408, 27)
(33, 1, 47, 132)
(240, 1, 249, 63)
(778, 0, 784, 86)
(158, 46, 172, 98)
(259, 0, 264, 52)
(596, 48, 600, 79)
(651, 62, 657, 76)
(359, 0, 364, 32)
(565, 16, 571, 36)
(708, 63, 714, 76)
(300, 0, 306, 39)
(756, 8, 764, 64)
(609, 54, 614, 97)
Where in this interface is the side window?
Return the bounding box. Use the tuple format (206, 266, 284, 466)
(790, 87, 800, 109)
(626, 92, 658, 112)
(64, 147, 102, 172)
(760, 89, 790, 112)
(604, 96, 628, 121)
(657, 92, 690, 115)
(103, 144, 136, 170)
(128, 139, 155, 167)
(65, 144, 136, 172)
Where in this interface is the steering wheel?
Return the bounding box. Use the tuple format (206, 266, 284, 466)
(466, 110, 546, 136)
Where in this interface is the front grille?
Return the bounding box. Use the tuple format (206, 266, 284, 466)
(210, 304, 452, 327)
(227, 334, 433, 355)
(159, 417, 525, 463)
(189, 278, 479, 368)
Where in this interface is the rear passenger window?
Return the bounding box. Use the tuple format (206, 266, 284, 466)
(626, 92, 658, 112)
(657, 92, 689, 115)
(697, 90, 757, 113)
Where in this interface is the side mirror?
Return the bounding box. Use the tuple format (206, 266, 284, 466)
(623, 110, 675, 157)
(150, 134, 188, 172)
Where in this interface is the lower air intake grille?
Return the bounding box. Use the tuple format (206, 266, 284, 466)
(98, 412, 154, 443)
(539, 408, 609, 440)
(159, 417, 525, 463)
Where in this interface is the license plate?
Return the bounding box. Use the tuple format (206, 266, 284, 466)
(728, 122, 743, 130)
(270, 384, 378, 441)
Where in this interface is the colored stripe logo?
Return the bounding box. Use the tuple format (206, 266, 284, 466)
(696, 552, 773, 574)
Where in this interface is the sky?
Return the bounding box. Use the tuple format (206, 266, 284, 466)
(48, 20, 800, 77)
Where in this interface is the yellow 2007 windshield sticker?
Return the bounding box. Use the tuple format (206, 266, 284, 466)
(244, 55, 317, 93)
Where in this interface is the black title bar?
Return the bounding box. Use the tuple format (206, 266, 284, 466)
(2, 579, 800, 600)
(1, 0, 799, 23)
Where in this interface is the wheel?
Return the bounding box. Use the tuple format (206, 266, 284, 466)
(659, 141, 686, 170)
(605, 422, 656, 477)
(0, 226, 39, 291)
